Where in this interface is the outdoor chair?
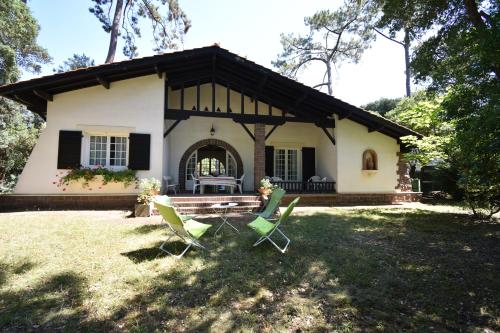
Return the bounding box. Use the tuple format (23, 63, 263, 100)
(154, 201, 211, 259)
(154, 196, 195, 221)
(254, 187, 286, 220)
(163, 176, 178, 195)
(236, 174, 245, 194)
(191, 173, 200, 194)
(247, 197, 300, 253)
(308, 175, 322, 182)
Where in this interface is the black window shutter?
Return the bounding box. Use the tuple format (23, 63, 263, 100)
(57, 130, 82, 169)
(128, 133, 150, 170)
(302, 147, 315, 181)
(265, 145, 274, 177)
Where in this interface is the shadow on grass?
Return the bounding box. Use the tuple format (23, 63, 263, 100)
(2, 209, 499, 331)
(109, 209, 500, 331)
(127, 223, 165, 234)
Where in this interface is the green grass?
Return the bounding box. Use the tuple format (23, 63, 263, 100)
(0, 207, 498, 332)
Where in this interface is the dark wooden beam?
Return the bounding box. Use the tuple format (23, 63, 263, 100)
(180, 83, 185, 111)
(368, 125, 384, 133)
(268, 103, 272, 116)
(240, 90, 244, 114)
(265, 124, 280, 140)
(164, 79, 169, 115)
(33, 89, 53, 102)
(13, 95, 35, 107)
(321, 127, 336, 145)
(163, 119, 182, 137)
(211, 78, 216, 112)
(154, 65, 162, 79)
(254, 96, 258, 115)
(294, 93, 308, 107)
(338, 111, 352, 120)
(163, 109, 330, 128)
(196, 80, 200, 111)
(258, 75, 268, 91)
(226, 83, 230, 112)
(240, 123, 255, 141)
(96, 76, 110, 89)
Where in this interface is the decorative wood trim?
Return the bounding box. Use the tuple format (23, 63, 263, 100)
(154, 65, 162, 79)
(164, 119, 182, 137)
(240, 123, 255, 141)
(368, 125, 384, 133)
(321, 127, 336, 145)
(196, 80, 200, 111)
(265, 124, 280, 140)
(163, 109, 334, 128)
(96, 76, 110, 89)
(33, 89, 53, 102)
(338, 111, 351, 120)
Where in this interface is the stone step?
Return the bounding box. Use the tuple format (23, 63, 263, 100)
(170, 195, 261, 203)
(171, 201, 261, 208)
(176, 205, 261, 214)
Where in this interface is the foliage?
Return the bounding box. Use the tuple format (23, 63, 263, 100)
(0, 0, 51, 84)
(53, 54, 95, 73)
(378, 0, 499, 219)
(259, 178, 277, 191)
(0, 98, 42, 192)
(137, 177, 161, 204)
(89, 0, 191, 62)
(272, 1, 376, 95)
(385, 92, 454, 166)
(362, 96, 401, 116)
(57, 166, 138, 189)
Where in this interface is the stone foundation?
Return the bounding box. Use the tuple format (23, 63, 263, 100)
(0, 194, 137, 211)
(281, 192, 422, 206)
(0, 192, 421, 212)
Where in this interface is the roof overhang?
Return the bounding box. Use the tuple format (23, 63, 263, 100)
(0, 45, 421, 139)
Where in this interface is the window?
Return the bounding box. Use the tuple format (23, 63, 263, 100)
(275, 148, 299, 180)
(226, 152, 237, 177)
(198, 158, 225, 176)
(186, 152, 197, 180)
(87, 135, 128, 169)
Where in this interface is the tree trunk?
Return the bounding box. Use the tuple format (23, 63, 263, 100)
(404, 28, 411, 97)
(105, 0, 124, 64)
(326, 61, 333, 96)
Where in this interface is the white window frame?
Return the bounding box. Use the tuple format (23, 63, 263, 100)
(81, 133, 130, 170)
(274, 147, 302, 181)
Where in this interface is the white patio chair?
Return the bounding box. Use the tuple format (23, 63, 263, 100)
(163, 176, 178, 195)
(191, 173, 200, 194)
(308, 176, 322, 182)
(271, 176, 282, 181)
(236, 174, 245, 194)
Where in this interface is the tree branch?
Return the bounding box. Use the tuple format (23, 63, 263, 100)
(373, 28, 405, 46)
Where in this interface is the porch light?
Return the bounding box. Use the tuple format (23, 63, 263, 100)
(210, 124, 215, 136)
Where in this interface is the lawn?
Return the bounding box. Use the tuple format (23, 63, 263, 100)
(0, 206, 498, 332)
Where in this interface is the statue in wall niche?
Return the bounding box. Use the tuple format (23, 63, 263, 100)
(362, 150, 377, 170)
(366, 155, 375, 170)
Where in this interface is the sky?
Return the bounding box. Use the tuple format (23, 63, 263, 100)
(24, 0, 410, 107)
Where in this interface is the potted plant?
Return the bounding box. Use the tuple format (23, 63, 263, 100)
(258, 178, 276, 200)
(135, 177, 161, 217)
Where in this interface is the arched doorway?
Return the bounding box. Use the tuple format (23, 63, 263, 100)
(178, 139, 243, 190)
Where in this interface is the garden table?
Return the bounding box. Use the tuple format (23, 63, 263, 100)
(211, 202, 239, 235)
(199, 176, 236, 194)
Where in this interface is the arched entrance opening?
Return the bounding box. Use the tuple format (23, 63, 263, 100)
(178, 139, 243, 191)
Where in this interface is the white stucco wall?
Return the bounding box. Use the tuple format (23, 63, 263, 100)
(14, 75, 164, 194)
(335, 117, 399, 193)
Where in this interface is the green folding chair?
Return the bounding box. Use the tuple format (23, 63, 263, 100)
(154, 195, 195, 221)
(247, 197, 300, 253)
(254, 188, 286, 220)
(154, 202, 212, 259)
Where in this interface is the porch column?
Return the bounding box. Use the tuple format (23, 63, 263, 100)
(254, 123, 266, 190)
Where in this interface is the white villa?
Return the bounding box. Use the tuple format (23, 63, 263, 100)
(0, 46, 420, 209)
